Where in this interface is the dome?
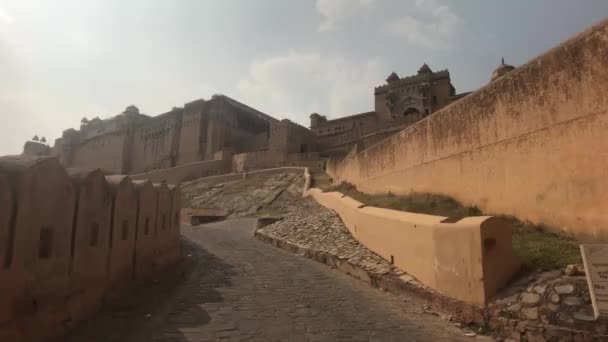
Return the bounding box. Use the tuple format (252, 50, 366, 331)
(491, 58, 515, 81)
(124, 105, 140, 114)
(417, 63, 432, 74)
(386, 72, 399, 83)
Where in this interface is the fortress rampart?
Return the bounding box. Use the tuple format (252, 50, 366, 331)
(0, 156, 181, 341)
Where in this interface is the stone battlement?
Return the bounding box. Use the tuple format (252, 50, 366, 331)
(0, 156, 181, 341)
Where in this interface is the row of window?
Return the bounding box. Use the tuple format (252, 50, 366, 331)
(36, 212, 180, 260)
(317, 121, 367, 134)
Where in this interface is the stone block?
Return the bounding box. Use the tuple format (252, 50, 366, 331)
(0, 172, 15, 323)
(133, 180, 158, 280)
(0, 156, 76, 340)
(168, 184, 182, 263)
(522, 293, 541, 305)
(153, 182, 172, 270)
(105, 175, 138, 291)
(67, 169, 113, 322)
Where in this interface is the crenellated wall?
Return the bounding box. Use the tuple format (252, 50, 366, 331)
(0, 156, 181, 342)
(326, 19, 608, 240)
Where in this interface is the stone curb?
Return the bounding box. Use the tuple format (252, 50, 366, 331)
(254, 228, 608, 341)
(253, 229, 486, 325)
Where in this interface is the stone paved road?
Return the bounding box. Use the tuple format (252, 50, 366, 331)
(63, 218, 491, 342)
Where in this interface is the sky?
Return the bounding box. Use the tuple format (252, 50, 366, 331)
(0, 0, 607, 156)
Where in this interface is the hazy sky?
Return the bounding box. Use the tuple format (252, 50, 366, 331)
(1, 0, 607, 155)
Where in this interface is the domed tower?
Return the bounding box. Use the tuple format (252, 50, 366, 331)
(417, 63, 433, 75)
(386, 72, 400, 84)
(491, 58, 515, 82)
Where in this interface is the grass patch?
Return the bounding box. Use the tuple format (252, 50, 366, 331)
(506, 218, 580, 272)
(324, 182, 581, 272)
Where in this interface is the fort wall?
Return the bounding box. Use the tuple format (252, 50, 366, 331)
(71, 130, 129, 173)
(177, 100, 206, 165)
(0, 156, 181, 341)
(326, 19, 608, 240)
(130, 110, 182, 174)
(131, 159, 231, 184)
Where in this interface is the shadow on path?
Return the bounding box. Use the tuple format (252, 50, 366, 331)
(59, 237, 236, 342)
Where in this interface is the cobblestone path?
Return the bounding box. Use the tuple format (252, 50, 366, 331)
(63, 218, 490, 342)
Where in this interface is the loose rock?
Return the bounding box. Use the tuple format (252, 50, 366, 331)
(563, 296, 582, 306)
(522, 293, 541, 305)
(555, 284, 574, 294)
(522, 307, 539, 320)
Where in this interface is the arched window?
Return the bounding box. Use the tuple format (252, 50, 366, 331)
(403, 108, 420, 116)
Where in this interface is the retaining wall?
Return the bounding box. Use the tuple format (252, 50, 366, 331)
(0, 157, 181, 342)
(326, 19, 608, 240)
(305, 188, 519, 306)
(302, 169, 519, 306)
(131, 159, 230, 184)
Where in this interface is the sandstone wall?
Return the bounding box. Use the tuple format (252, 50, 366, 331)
(327, 19, 608, 240)
(232, 150, 325, 173)
(130, 111, 182, 174)
(131, 159, 231, 184)
(177, 100, 206, 165)
(0, 157, 181, 342)
(71, 130, 128, 173)
(304, 187, 520, 306)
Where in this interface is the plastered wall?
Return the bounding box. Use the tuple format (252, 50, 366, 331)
(327, 19, 608, 240)
(0, 157, 181, 342)
(130, 111, 182, 174)
(131, 159, 231, 184)
(304, 186, 520, 306)
(71, 131, 128, 173)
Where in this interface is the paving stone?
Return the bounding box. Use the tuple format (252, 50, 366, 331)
(555, 284, 575, 294)
(573, 311, 595, 321)
(521, 293, 541, 305)
(522, 307, 539, 320)
(507, 303, 522, 312)
(550, 293, 560, 304)
(63, 216, 477, 341)
(563, 296, 582, 306)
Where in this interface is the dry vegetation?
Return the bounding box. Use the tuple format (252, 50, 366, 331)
(324, 182, 581, 273)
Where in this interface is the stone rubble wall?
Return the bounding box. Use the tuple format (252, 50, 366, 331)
(326, 18, 608, 241)
(302, 169, 519, 306)
(0, 156, 181, 342)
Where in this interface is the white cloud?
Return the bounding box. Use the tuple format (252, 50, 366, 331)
(237, 50, 384, 126)
(0, 8, 13, 24)
(384, 0, 460, 49)
(315, 0, 376, 32)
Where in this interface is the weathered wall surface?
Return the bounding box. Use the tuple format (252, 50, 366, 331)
(105, 176, 138, 291)
(131, 159, 231, 184)
(232, 150, 279, 172)
(68, 170, 113, 322)
(71, 131, 128, 173)
(304, 187, 520, 306)
(130, 111, 182, 174)
(232, 150, 325, 172)
(0, 157, 181, 342)
(177, 100, 206, 165)
(327, 19, 608, 240)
